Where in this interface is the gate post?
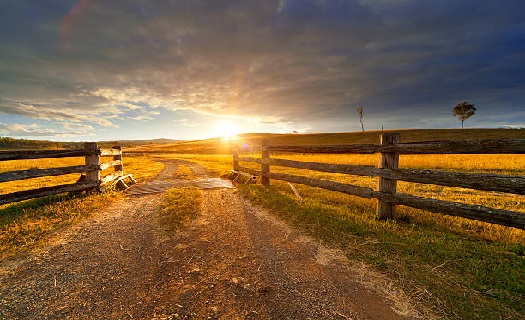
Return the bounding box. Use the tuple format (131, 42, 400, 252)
(261, 140, 270, 186)
(232, 146, 239, 171)
(112, 145, 123, 177)
(377, 133, 400, 220)
(84, 142, 100, 184)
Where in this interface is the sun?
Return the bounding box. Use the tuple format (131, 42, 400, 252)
(213, 120, 240, 141)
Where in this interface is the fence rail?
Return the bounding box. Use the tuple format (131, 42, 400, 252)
(233, 133, 525, 230)
(0, 143, 125, 206)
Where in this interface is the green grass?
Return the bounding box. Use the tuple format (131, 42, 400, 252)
(238, 184, 525, 319)
(157, 187, 202, 233)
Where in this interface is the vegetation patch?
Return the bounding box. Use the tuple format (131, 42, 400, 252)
(175, 163, 195, 180)
(238, 183, 525, 319)
(157, 187, 202, 233)
(0, 156, 164, 261)
(0, 191, 121, 261)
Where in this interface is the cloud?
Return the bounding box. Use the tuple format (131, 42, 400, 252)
(0, 122, 94, 137)
(1, 0, 524, 139)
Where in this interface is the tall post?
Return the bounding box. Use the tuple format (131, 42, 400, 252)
(84, 142, 100, 184)
(377, 133, 400, 220)
(232, 145, 239, 171)
(112, 145, 123, 177)
(261, 139, 270, 186)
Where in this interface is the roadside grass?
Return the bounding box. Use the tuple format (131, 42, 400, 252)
(157, 187, 202, 233)
(0, 156, 164, 261)
(162, 151, 525, 319)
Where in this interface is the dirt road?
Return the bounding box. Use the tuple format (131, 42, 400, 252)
(0, 160, 424, 319)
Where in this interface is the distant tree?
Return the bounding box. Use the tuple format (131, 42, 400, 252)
(356, 107, 364, 132)
(452, 101, 476, 129)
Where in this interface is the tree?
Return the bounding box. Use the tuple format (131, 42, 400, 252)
(356, 107, 364, 132)
(452, 101, 476, 129)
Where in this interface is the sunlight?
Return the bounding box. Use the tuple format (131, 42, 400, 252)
(212, 120, 240, 140)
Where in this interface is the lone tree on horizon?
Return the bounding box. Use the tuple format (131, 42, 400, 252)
(452, 101, 476, 129)
(357, 107, 364, 132)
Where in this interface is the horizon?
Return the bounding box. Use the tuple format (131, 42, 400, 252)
(2, 127, 524, 144)
(1, 1, 525, 141)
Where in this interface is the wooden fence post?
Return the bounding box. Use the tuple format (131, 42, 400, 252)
(261, 140, 270, 186)
(113, 145, 123, 176)
(232, 145, 239, 171)
(377, 133, 400, 220)
(84, 142, 100, 184)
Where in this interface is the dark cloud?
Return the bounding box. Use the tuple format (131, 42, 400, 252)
(1, 0, 524, 139)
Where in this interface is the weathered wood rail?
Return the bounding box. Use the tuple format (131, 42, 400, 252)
(233, 133, 525, 230)
(0, 143, 129, 205)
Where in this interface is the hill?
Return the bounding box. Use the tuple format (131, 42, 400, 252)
(123, 128, 525, 154)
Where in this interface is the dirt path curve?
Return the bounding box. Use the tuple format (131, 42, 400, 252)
(0, 160, 422, 319)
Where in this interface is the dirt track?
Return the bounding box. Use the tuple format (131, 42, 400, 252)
(0, 160, 424, 319)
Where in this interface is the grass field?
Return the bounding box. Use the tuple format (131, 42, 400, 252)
(148, 129, 525, 319)
(1, 129, 524, 319)
(0, 155, 164, 261)
(161, 150, 525, 319)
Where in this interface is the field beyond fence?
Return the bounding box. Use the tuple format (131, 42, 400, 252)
(233, 133, 525, 230)
(0, 143, 130, 205)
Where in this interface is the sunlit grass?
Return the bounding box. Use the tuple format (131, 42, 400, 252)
(175, 163, 195, 180)
(0, 155, 164, 261)
(163, 151, 525, 319)
(157, 187, 202, 233)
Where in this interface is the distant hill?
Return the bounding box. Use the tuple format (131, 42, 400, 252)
(2, 129, 524, 153)
(123, 128, 525, 155)
(0, 137, 83, 150)
(0, 137, 181, 150)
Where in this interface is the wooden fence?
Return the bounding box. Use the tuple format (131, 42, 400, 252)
(0, 143, 126, 205)
(233, 133, 525, 230)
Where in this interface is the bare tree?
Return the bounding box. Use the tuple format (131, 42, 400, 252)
(453, 101, 476, 129)
(356, 107, 364, 132)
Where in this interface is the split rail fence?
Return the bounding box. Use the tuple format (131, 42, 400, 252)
(0, 143, 128, 206)
(233, 133, 525, 230)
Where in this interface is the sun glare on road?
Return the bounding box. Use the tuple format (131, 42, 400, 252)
(213, 120, 240, 141)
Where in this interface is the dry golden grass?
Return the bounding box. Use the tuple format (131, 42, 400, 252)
(0, 155, 164, 261)
(149, 146, 525, 319)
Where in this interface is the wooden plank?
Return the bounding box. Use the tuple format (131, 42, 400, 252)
(268, 144, 381, 154)
(84, 143, 100, 183)
(377, 133, 400, 220)
(0, 165, 87, 183)
(270, 158, 378, 176)
(100, 148, 122, 156)
(268, 172, 374, 199)
(237, 157, 263, 164)
(237, 165, 261, 177)
(267, 139, 525, 155)
(262, 158, 525, 195)
(374, 192, 525, 230)
(0, 182, 98, 205)
(0, 149, 87, 161)
(393, 139, 525, 154)
(381, 169, 525, 195)
(99, 160, 122, 171)
(101, 172, 121, 185)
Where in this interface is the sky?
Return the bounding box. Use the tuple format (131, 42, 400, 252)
(0, 0, 524, 141)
